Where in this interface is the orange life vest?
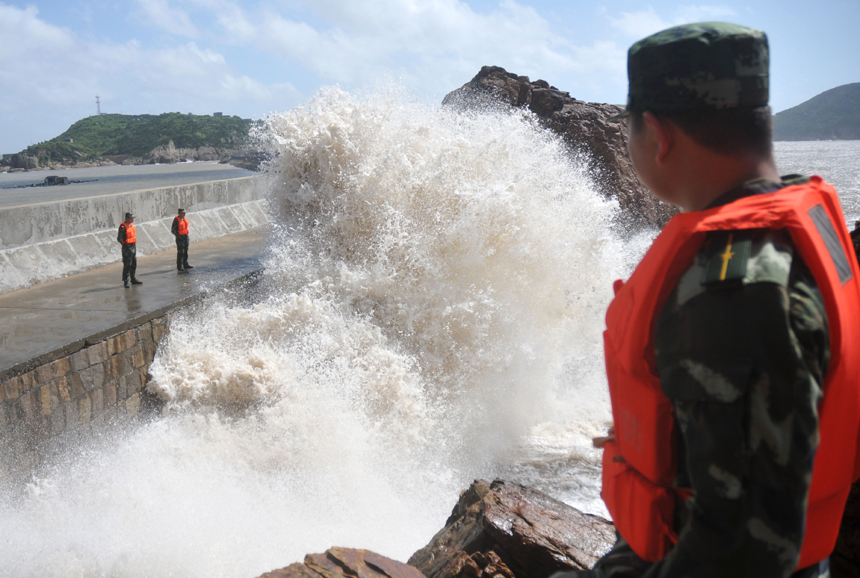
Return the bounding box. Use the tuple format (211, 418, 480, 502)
(120, 222, 137, 245)
(174, 215, 189, 236)
(601, 176, 860, 569)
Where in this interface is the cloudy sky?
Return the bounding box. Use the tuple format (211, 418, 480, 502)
(1, 0, 858, 153)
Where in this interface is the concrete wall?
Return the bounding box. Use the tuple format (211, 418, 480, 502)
(0, 176, 268, 294)
(0, 308, 170, 483)
(0, 176, 262, 249)
(0, 270, 259, 484)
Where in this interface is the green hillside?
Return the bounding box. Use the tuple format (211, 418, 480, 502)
(774, 83, 860, 141)
(21, 112, 253, 161)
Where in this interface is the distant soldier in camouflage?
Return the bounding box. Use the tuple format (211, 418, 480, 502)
(117, 211, 143, 288)
(171, 208, 193, 272)
(556, 22, 860, 578)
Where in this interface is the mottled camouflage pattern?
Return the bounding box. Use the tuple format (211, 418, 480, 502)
(564, 179, 832, 578)
(648, 228, 828, 577)
(625, 22, 769, 114)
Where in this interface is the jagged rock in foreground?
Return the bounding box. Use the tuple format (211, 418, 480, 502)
(443, 66, 676, 232)
(258, 547, 426, 578)
(408, 479, 614, 578)
(833, 482, 860, 577)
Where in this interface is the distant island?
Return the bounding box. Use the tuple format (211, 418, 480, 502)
(774, 83, 860, 141)
(1, 112, 263, 172)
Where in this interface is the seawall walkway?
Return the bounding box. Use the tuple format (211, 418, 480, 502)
(0, 174, 266, 294)
(0, 166, 271, 477)
(0, 226, 264, 375)
(0, 227, 266, 479)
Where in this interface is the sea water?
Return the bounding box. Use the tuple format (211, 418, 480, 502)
(774, 140, 860, 226)
(2, 91, 857, 577)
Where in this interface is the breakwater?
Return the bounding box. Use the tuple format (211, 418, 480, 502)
(0, 309, 169, 482)
(0, 176, 266, 294)
(0, 270, 259, 485)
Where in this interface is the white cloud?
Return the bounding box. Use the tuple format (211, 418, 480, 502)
(181, 0, 257, 43)
(609, 4, 739, 39)
(677, 5, 738, 22)
(0, 4, 77, 59)
(608, 7, 671, 38)
(135, 0, 200, 38)
(0, 2, 300, 151)
(224, 0, 625, 95)
(0, 0, 638, 151)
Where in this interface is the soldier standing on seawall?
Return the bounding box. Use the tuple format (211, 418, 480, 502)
(556, 22, 860, 578)
(117, 212, 143, 288)
(171, 208, 193, 272)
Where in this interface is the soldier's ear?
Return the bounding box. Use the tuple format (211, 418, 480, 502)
(643, 112, 675, 164)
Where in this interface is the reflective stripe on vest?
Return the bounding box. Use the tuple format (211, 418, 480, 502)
(174, 216, 189, 236)
(601, 176, 860, 568)
(121, 223, 137, 245)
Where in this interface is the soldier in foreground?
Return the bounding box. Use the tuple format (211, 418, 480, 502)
(570, 22, 860, 578)
(171, 207, 193, 272)
(117, 212, 142, 288)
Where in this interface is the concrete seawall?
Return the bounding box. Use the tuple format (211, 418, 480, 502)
(0, 270, 261, 484)
(0, 176, 267, 294)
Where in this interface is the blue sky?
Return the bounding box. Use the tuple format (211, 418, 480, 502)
(1, 0, 858, 154)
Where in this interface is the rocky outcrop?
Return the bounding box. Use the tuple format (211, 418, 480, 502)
(833, 482, 860, 576)
(135, 140, 250, 165)
(2, 154, 117, 172)
(2, 143, 264, 173)
(408, 479, 615, 578)
(258, 548, 426, 578)
(443, 66, 676, 232)
(253, 480, 613, 578)
(10, 154, 38, 170)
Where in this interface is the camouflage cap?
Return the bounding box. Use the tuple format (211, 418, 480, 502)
(611, 22, 768, 120)
(125, 212, 134, 219)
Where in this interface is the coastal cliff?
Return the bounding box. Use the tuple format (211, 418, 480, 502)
(442, 66, 676, 232)
(774, 83, 860, 141)
(2, 112, 263, 172)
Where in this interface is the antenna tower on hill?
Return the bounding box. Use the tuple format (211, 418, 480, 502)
(96, 95, 102, 116)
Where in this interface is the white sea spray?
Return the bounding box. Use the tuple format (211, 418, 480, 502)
(0, 85, 632, 577)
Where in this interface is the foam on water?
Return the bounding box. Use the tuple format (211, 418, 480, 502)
(0, 86, 636, 577)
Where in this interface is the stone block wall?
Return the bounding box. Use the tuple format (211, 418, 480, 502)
(0, 313, 171, 481)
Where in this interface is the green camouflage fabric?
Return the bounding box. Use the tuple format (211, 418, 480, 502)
(557, 178, 832, 578)
(623, 22, 769, 115)
(647, 227, 828, 577)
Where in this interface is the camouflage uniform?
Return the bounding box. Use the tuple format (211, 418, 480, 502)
(850, 224, 860, 269)
(171, 210, 192, 271)
(117, 219, 138, 286)
(610, 22, 769, 122)
(568, 22, 836, 578)
(570, 178, 831, 578)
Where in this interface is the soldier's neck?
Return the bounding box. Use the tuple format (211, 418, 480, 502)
(671, 145, 780, 213)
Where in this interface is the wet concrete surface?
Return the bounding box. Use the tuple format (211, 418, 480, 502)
(0, 227, 266, 373)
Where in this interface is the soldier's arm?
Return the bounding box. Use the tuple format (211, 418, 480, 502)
(171, 217, 178, 236)
(117, 225, 126, 244)
(643, 230, 827, 578)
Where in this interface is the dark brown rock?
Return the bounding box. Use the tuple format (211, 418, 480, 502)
(259, 548, 426, 578)
(443, 66, 676, 233)
(850, 225, 860, 269)
(832, 482, 860, 577)
(408, 479, 615, 578)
